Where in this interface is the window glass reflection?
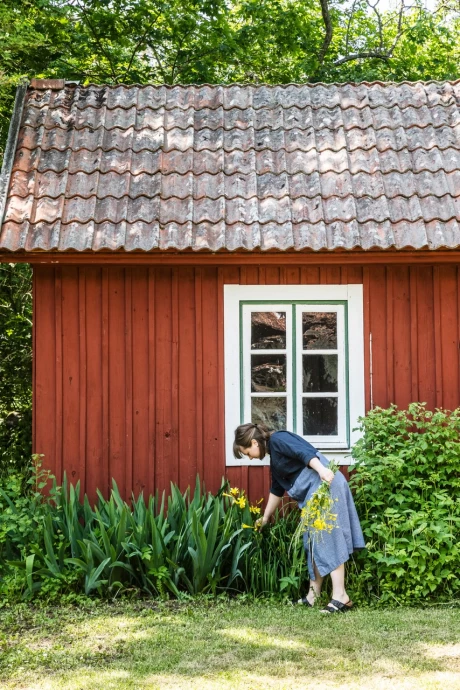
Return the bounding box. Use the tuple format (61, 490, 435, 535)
(302, 312, 337, 350)
(251, 312, 286, 349)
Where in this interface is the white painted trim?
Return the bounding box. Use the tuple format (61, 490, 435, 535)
(347, 284, 366, 449)
(223, 284, 365, 467)
(226, 449, 356, 467)
(242, 304, 293, 433)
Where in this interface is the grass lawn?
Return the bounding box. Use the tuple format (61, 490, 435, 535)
(0, 600, 459, 689)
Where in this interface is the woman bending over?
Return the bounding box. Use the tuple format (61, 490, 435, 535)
(234, 423, 365, 613)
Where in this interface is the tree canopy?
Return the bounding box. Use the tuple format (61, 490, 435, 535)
(1, 0, 459, 157)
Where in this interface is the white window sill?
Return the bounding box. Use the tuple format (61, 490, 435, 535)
(226, 449, 355, 467)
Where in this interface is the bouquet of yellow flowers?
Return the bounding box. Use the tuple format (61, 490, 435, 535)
(293, 461, 339, 547)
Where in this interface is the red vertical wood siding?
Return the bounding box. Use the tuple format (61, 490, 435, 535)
(33, 263, 460, 503)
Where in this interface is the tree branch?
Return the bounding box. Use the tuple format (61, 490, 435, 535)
(73, 0, 118, 81)
(345, 0, 359, 56)
(122, 13, 161, 83)
(333, 50, 391, 66)
(146, 41, 169, 82)
(317, 0, 334, 66)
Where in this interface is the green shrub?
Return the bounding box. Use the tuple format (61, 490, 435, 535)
(0, 461, 308, 604)
(0, 263, 32, 477)
(3, 405, 458, 606)
(350, 403, 460, 605)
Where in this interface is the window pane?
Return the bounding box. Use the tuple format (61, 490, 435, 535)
(252, 397, 286, 430)
(303, 398, 338, 435)
(302, 354, 338, 393)
(251, 354, 286, 392)
(302, 312, 337, 350)
(251, 311, 286, 349)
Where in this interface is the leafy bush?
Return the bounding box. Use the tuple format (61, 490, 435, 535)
(0, 264, 32, 476)
(0, 460, 308, 604)
(350, 403, 460, 605)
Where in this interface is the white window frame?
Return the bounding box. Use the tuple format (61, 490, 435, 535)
(242, 304, 293, 435)
(295, 304, 346, 447)
(224, 284, 365, 466)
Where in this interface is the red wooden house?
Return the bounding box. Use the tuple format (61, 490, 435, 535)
(0, 78, 459, 502)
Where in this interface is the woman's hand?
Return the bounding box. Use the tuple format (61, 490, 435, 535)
(318, 467, 335, 484)
(309, 457, 335, 484)
(255, 516, 269, 530)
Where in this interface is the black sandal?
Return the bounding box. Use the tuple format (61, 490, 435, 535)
(297, 596, 313, 607)
(320, 599, 353, 614)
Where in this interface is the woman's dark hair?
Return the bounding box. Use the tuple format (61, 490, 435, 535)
(233, 422, 271, 460)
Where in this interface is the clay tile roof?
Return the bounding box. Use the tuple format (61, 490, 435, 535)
(1, 78, 460, 252)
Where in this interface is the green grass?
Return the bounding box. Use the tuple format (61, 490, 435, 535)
(1, 600, 459, 689)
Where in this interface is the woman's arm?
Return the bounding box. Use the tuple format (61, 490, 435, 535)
(258, 492, 283, 527)
(309, 456, 334, 484)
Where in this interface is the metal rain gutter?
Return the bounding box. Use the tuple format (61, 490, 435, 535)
(0, 80, 29, 230)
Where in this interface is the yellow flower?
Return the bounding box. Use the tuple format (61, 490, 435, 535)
(230, 487, 240, 497)
(296, 464, 340, 542)
(235, 496, 247, 509)
(249, 505, 261, 515)
(313, 518, 327, 530)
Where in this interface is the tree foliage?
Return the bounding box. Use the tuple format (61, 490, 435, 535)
(0, 264, 32, 474)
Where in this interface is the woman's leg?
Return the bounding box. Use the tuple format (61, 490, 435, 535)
(305, 561, 323, 605)
(329, 563, 350, 605)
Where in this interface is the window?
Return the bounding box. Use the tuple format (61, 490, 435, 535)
(224, 285, 365, 466)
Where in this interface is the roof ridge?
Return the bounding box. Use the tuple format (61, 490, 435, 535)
(28, 79, 460, 88)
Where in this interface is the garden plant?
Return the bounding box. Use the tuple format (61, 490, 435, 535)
(1, 402, 459, 607)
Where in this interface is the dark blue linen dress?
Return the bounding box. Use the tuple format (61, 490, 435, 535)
(268, 431, 365, 580)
